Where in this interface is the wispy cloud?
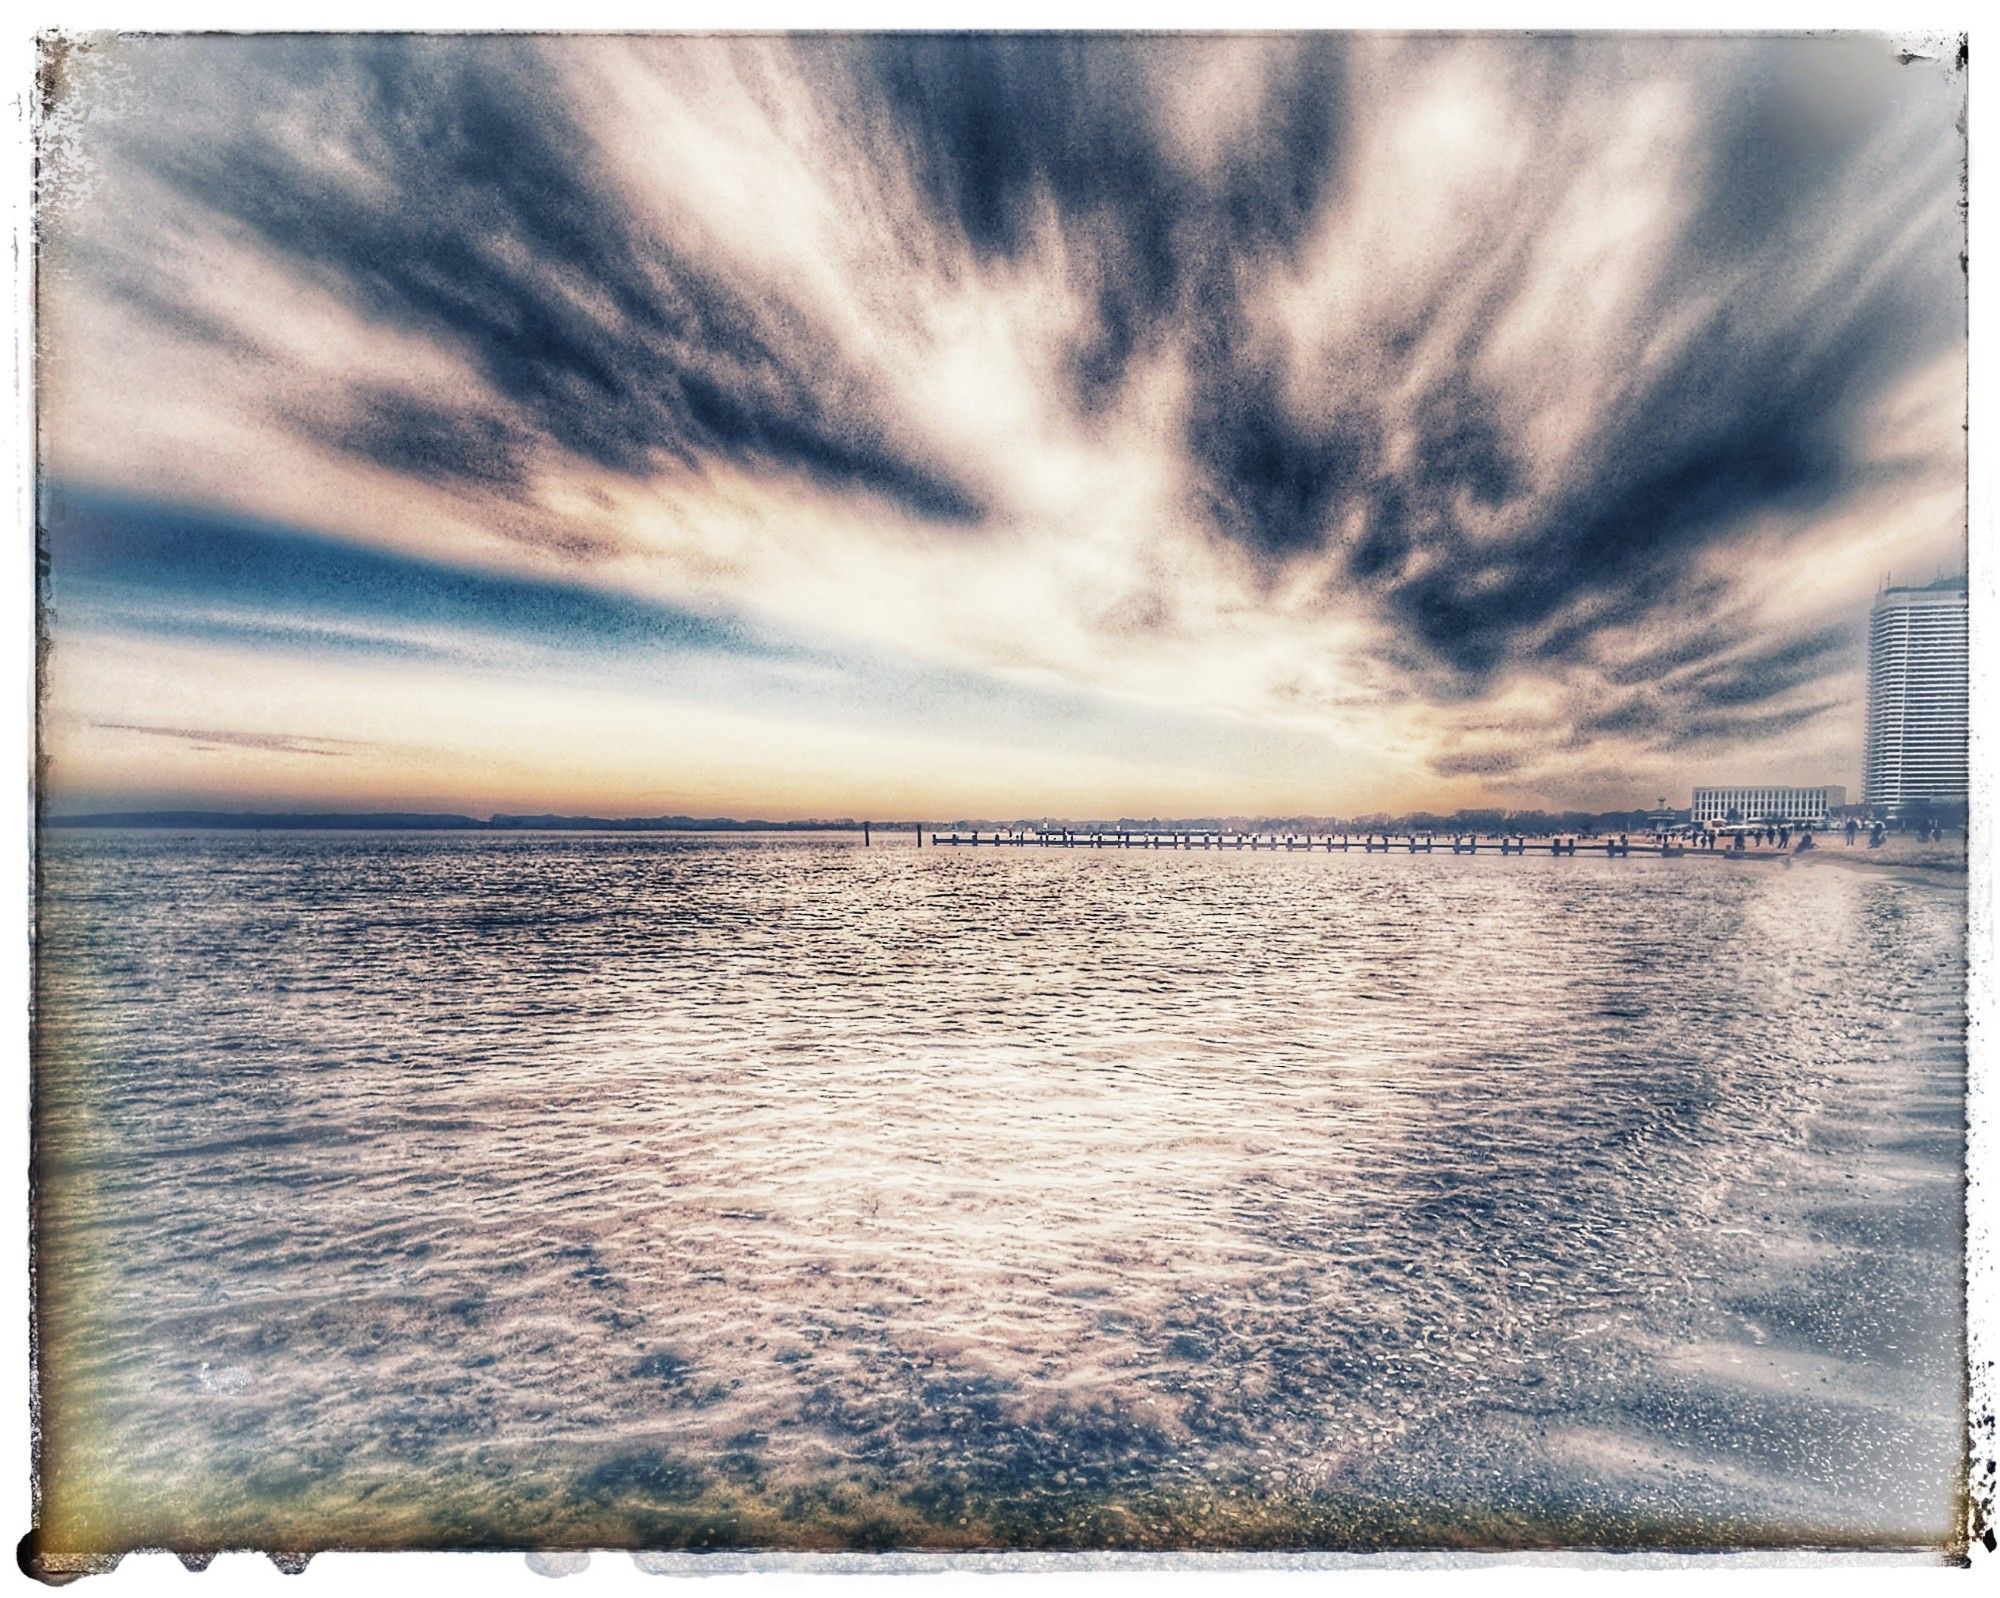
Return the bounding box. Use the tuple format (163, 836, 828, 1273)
(92, 723, 367, 758)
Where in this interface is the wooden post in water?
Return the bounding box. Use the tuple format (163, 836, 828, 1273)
(863, 820, 871, 848)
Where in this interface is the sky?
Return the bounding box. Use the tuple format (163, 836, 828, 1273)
(35, 32, 1967, 820)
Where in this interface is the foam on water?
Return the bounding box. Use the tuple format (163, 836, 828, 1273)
(32, 834, 1966, 1552)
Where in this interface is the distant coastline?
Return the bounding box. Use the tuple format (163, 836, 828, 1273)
(40, 807, 1957, 840)
(40, 811, 903, 833)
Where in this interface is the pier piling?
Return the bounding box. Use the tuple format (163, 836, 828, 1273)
(916, 826, 1786, 858)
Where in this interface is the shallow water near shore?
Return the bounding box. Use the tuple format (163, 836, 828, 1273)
(32, 832, 1967, 1553)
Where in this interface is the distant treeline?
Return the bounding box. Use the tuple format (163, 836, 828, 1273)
(46, 805, 1947, 835)
(42, 811, 910, 832)
(47, 808, 1649, 834)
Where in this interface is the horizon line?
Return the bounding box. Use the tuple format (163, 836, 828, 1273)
(39, 800, 1918, 834)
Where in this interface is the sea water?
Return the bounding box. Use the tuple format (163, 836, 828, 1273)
(31, 833, 1967, 1552)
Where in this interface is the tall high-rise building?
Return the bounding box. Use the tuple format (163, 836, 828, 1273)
(1864, 575, 1969, 810)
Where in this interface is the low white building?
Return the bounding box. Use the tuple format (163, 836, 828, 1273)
(1689, 785, 1847, 827)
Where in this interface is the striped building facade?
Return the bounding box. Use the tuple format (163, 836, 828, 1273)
(1864, 576, 1969, 809)
(1690, 786, 1845, 826)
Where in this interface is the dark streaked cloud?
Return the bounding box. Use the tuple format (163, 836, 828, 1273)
(128, 36, 990, 525)
(1671, 627, 1855, 712)
(1248, 38, 1956, 697)
(1428, 749, 1527, 779)
(856, 35, 1371, 562)
(333, 388, 537, 491)
(1679, 699, 1847, 749)
(856, 34, 1346, 407)
(1381, 254, 1952, 689)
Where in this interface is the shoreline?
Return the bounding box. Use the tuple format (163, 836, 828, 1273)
(1795, 847, 1969, 879)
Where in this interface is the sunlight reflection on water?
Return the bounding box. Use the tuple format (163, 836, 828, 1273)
(33, 833, 1966, 1552)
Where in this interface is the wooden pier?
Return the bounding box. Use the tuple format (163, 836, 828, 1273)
(922, 829, 1707, 857)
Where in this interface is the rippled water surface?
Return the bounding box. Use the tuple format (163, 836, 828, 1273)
(34, 833, 1966, 1552)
